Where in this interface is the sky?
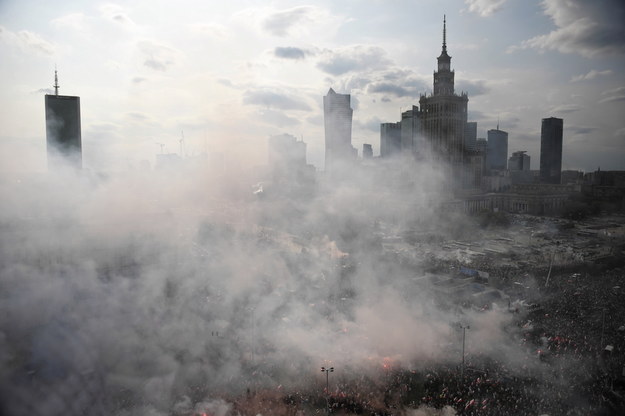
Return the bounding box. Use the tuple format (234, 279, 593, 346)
(1, 0, 624, 173)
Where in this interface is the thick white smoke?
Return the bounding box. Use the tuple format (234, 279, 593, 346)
(0, 144, 542, 415)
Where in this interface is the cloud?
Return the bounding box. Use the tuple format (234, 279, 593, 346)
(99, 4, 136, 27)
(602, 86, 625, 96)
(243, 89, 312, 111)
(274, 47, 310, 60)
(51, 13, 88, 32)
(126, 112, 151, 121)
(354, 117, 384, 133)
(513, 0, 625, 57)
(599, 86, 625, 104)
(568, 126, 597, 135)
(262, 6, 317, 37)
(456, 79, 490, 96)
(217, 78, 236, 88)
(188, 22, 230, 40)
(0, 25, 56, 56)
(257, 109, 301, 127)
(138, 41, 180, 72)
(317, 46, 391, 76)
(550, 104, 581, 114)
(599, 94, 625, 104)
(464, 0, 507, 17)
(132, 77, 147, 84)
(367, 83, 412, 97)
(33, 88, 54, 95)
(570, 69, 612, 82)
(614, 127, 625, 138)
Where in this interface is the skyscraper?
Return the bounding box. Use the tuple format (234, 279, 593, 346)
(540, 117, 563, 184)
(45, 70, 82, 169)
(486, 127, 508, 171)
(419, 16, 468, 179)
(380, 122, 401, 158)
(323, 88, 354, 174)
(401, 105, 421, 157)
(508, 151, 530, 171)
(464, 122, 477, 152)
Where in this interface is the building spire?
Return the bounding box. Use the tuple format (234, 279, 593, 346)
(442, 15, 447, 54)
(54, 66, 59, 96)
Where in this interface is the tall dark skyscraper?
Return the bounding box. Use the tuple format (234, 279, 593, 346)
(486, 127, 508, 171)
(539, 117, 563, 184)
(419, 16, 468, 178)
(464, 121, 477, 152)
(323, 88, 354, 175)
(380, 122, 401, 158)
(45, 70, 82, 169)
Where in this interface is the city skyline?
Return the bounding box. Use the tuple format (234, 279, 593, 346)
(1, 0, 624, 173)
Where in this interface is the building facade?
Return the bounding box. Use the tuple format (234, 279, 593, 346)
(323, 88, 355, 175)
(486, 128, 508, 171)
(401, 105, 421, 157)
(45, 71, 82, 169)
(508, 151, 530, 171)
(419, 17, 468, 182)
(380, 122, 401, 158)
(464, 121, 477, 152)
(540, 117, 563, 184)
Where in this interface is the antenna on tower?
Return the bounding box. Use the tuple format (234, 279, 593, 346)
(54, 66, 60, 96)
(442, 15, 447, 53)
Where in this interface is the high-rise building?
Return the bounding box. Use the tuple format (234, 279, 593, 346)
(323, 88, 355, 174)
(486, 127, 508, 171)
(540, 117, 563, 184)
(464, 122, 477, 152)
(508, 151, 530, 171)
(401, 105, 421, 157)
(419, 16, 468, 179)
(268, 133, 307, 169)
(362, 144, 373, 159)
(45, 70, 82, 169)
(380, 122, 401, 158)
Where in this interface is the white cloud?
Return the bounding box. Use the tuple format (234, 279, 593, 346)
(317, 45, 391, 76)
(51, 13, 88, 32)
(243, 89, 312, 111)
(0, 25, 56, 56)
(99, 3, 137, 27)
(188, 22, 230, 40)
(137, 41, 181, 72)
(550, 104, 581, 114)
(570, 69, 613, 82)
(515, 0, 625, 57)
(262, 6, 320, 37)
(599, 86, 625, 104)
(464, 0, 507, 17)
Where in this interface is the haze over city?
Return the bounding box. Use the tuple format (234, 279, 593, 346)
(1, 0, 624, 173)
(2, 1, 625, 416)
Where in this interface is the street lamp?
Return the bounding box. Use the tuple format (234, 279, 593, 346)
(545, 241, 560, 288)
(321, 366, 334, 414)
(460, 325, 470, 381)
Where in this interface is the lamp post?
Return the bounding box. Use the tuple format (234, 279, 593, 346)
(321, 366, 334, 414)
(461, 325, 470, 381)
(545, 241, 560, 288)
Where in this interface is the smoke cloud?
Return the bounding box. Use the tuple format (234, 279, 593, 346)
(0, 139, 571, 415)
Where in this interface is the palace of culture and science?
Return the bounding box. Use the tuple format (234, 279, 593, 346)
(318, 17, 578, 215)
